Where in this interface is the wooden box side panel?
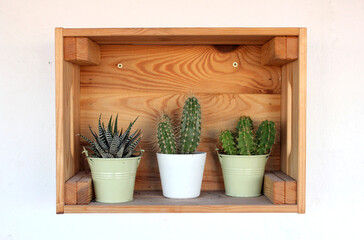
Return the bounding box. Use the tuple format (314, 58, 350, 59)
(280, 28, 306, 213)
(62, 27, 301, 45)
(79, 45, 282, 191)
(296, 28, 307, 213)
(56, 28, 82, 213)
(281, 60, 297, 178)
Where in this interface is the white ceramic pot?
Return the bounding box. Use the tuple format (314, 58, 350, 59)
(156, 152, 206, 199)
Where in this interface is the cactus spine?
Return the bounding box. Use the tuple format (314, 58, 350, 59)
(236, 116, 256, 155)
(179, 97, 201, 154)
(157, 115, 177, 154)
(255, 120, 276, 155)
(219, 117, 276, 155)
(219, 130, 237, 155)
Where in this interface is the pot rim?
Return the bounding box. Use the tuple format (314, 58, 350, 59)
(87, 155, 142, 160)
(217, 152, 269, 158)
(86, 149, 144, 161)
(156, 151, 206, 156)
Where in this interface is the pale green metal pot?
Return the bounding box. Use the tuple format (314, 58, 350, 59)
(87, 153, 142, 203)
(217, 152, 269, 197)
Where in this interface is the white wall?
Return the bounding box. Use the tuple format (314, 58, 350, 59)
(1, 0, 363, 239)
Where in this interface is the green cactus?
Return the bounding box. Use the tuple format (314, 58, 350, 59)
(80, 114, 142, 158)
(236, 116, 256, 155)
(255, 120, 276, 155)
(157, 114, 177, 154)
(179, 96, 201, 154)
(156, 96, 202, 154)
(219, 117, 276, 156)
(219, 130, 238, 155)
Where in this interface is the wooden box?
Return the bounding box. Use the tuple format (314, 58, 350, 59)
(56, 28, 306, 214)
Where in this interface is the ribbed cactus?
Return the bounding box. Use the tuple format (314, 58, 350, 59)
(219, 117, 276, 155)
(236, 116, 256, 155)
(179, 96, 201, 154)
(156, 96, 202, 154)
(255, 120, 276, 155)
(157, 114, 177, 154)
(219, 130, 237, 155)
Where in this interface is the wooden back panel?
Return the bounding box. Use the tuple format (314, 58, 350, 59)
(79, 45, 281, 190)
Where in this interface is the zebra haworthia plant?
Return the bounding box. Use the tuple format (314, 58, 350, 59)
(219, 116, 276, 155)
(157, 96, 201, 154)
(80, 114, 142, 158)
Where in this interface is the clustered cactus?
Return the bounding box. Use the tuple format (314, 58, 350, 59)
(80, 114, 142, 158)
(157, 96, 201, 154)
(219, 116, 276, 155)
(157, 114, 177, 154)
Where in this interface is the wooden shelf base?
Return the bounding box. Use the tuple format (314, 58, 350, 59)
(64, 191, 297, 213)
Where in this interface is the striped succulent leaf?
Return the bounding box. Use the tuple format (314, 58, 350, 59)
(119, 117, 138, 143)
(98, 115, 107, 148)
(81, 114, 142, 158)
(125, 136, 141, 155)
(116, 142, 126, 158)
(113, 114, 118, 136)
(109, 135, 121, 154)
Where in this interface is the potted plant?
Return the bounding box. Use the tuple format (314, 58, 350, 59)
(156, 96, 206, 199)
(217, 116, 276, 197)
(80, 114, 143, 203)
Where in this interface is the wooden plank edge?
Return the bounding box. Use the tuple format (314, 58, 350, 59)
(64, 204, 298, 213)
(64, 37, 100, 65)
(261, 37, 298, 66)
(57, 204, 64, 214)
(65, 171, 85, 205)
(62, 27, 301, 37)
(297, 27, 307, 214)
(273, 171, 297, 204)
(55, 27, 65, 214)
(263, 172, 285, 204)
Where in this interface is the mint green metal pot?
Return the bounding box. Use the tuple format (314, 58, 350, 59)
(217, 152, 269, 197)
(87, 154, 142, 203)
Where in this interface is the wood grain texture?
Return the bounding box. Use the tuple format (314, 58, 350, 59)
(70, 64, 81, 178)
(64, 191, 297, 213)
(65, 171, 93, 205)
(297, 28, 307, 213)
(79, 92, 281, 190)
(56, 29, 82, 213)
(62, 28, 300, 45)
(65, 172, 84, 205)
(273, 171, 297, 204)
(64, 37, 100, 65)
(261, 37, 298, 66)
(80, 45, 281, 94)
(63, 62, 81, 181)
(77, 173, 93, 205)
(286, 37, 299, 60)
(281, 63, 293, 174)
(55, 28, 65, 213)
(263, 172, 285, 204)
(287, 60, 299, 181)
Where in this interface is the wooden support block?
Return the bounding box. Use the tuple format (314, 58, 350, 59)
(264, 172, 285, 204)
(77, 173, 93, 205)
(261, 36, 298, 65)
(65, 171, 93, 205)
(64, 37, 100, 65)
(274, 171, 297, 204)
(65, 171, 84, 205)
(286, 37, 298, 60)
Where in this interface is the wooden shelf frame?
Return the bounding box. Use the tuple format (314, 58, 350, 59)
(64, 191, 297, 213)
(55, 27, 306, 214)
